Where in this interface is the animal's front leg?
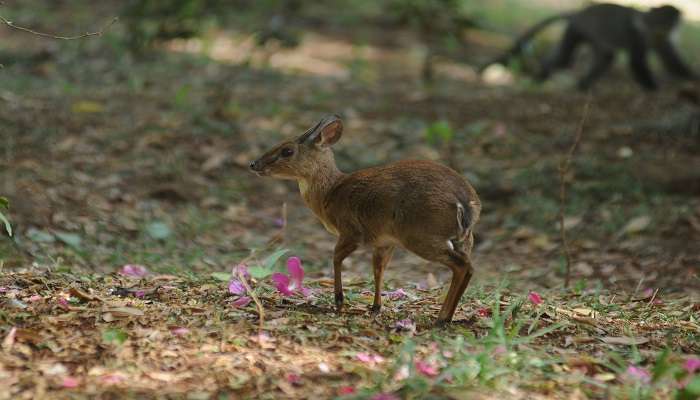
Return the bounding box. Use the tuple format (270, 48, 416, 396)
(333, 236, 358, 313)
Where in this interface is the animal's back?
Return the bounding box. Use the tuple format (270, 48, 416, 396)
(325, 160, 480, 245)
(574, 3, 638, 48)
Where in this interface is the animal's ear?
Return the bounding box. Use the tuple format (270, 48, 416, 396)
(298, 115, 343, 148)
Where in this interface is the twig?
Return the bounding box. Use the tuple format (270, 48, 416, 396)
(0, 13, 118, 40)
(237, 265, 265, 334)
(558, 95, 591, 288)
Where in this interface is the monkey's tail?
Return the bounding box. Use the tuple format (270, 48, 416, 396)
(478, 13, 571, 73)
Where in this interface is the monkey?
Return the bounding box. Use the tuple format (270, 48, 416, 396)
(479, 3, 697, 90)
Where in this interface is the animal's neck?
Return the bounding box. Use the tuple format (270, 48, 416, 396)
(297, 158, 344, 217)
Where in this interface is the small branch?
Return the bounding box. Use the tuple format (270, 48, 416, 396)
(0, 14, 118, 40)
(238, 267, 265, 334)
(558, 95, 591, 288)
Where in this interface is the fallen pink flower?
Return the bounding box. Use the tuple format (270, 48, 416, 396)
(356, 352, 384, 366)
(62, 376, 80, 388)
(492, 345, 507, 355)
(171, 327, 189, 336)
(286, 373, 302, 385)
(528, 291, 543, 305)
(119, 264, 148, 278)
(28, 295, 43, 302)
(232, 296, 252, 308)
(271, 257, 311, 297)
(642, 288, 654, 298)
(338, 386, 355, 395)
(395, 319, 415, 332)
(684, 357, 700, 374)
(383, 288, 408, 300)
(370, 393, 400, 400)
(626, 366, 651, 384)
(476, 307, 491, 317)
(415, 360, 440, 377)
(57, 297, 70, 310)
(228, 280, 246, 296)
(133, 290, 146, 298)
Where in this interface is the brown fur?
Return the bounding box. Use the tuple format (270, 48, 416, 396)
(250, 115, 481, 324)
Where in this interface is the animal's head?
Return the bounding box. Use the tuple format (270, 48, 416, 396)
(249, 114, 343, 180)
(645, 5, 682, 41)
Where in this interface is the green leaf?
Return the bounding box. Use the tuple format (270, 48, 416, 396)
(248, 266, 272, 279)
(26, 228, 54, 243)
(247, 248, 290, 279)
(102, 328, 128, 345)
(146, 221, 172, 240)
(54, 231, 82, 249)
(678, 375, 700, 400)
(425, 120, 454, 145)
(263, 249, 289, 270)
(0, 196, 8, 209)
(211, 272, 231, 282)
(0, 211, 11, 237)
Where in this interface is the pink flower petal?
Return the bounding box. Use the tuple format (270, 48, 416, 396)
(626, 366, 651, 383)
(62, 376, 80, 388)
(476, 307, 491, 317)
(57, 297, 70, 310)
(356, 352, 384, 366)
(286, 373, 302, 385)
(395, 319, 415, 332)
(528, 291, 543, 305)
(232, 263, 250, 280)
(338, 386, 356, 395)
(383, 288, 408, 300)
(28, 295, 43, 302)
(171, 327, 189, 336)
(228, 280, 246, 295)
(119, 264, 148, 278)
(133, 290, 145, 298)
(232, 296, 252, 308)
(684, 357, 700, 374)
(415, 360, 440, 377)
(271, 273, 294, 296)
(287, 257, 304, 289)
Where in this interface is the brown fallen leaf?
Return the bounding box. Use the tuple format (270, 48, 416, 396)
(69, 287, 101, 302)
(600, 336, 649, 345)
(102, 307, 144, 319)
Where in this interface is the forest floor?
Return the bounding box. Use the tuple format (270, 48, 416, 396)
(1, 3, 699, 399)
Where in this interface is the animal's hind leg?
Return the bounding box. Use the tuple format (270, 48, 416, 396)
(371, 246, 395, 314)
(578, 49, 614, 90)
(537, 26, 582, 82)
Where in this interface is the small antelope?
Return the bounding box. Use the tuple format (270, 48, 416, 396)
(249, 115, 481, 324)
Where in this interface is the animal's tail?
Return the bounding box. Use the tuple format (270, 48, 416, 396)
(478, 13, 571, 73)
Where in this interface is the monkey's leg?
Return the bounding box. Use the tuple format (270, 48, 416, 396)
(577, 50, 614, 90)
(656, 40, 697, 80)
(628, 44, 657, 90)
(537, 26, 582, 82)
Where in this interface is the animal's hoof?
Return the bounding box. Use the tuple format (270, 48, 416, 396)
(335, 292, 344, 314)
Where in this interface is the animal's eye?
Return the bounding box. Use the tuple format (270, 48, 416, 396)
(281, 148, 294, 158)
